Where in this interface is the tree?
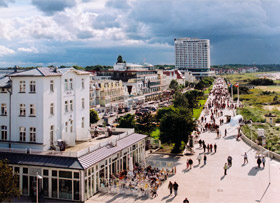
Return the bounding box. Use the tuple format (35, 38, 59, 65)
(160, 107, 195, 153)
(117, 55, 124, 63)
(184, 90, 200, 109)
(136, 112, 156, 135)
(118, 114, 135, 128)
(173, 92, 188, 108)
(90, 109, 99, 124)
(0, 160, 20, 202)
(169, 79, 179, 91)
(73, 65, 84, 70)
(185, 81, 189, 88)
(156, 106, 177, 121)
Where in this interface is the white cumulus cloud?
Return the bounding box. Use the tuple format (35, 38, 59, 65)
(0, 45, 15, 56)
(17, 46, 39, 53)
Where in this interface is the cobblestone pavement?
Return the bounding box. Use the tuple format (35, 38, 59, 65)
(87, 81, 280, 203)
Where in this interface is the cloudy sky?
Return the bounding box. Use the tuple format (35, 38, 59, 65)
(0, 0, 280, 67)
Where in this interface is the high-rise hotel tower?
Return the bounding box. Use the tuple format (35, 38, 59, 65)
(175, 37, 213, 78)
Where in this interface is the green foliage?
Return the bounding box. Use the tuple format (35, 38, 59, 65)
(156, 106, 177, 121)
(118, 114, 136, 128)
(117, 55, 124, 63)
(90, 109, 99, 124)
(249, 78, 275, 86)
(72, 65, 84, 70)
(185, 81, 189, 87)
(184, 90, 200, 109)
(135, 112, 156, 135)
(0, 160, 20, 202)
(194, 77, 214, 90)
(160, 107, 195, 153)
(150, 128, 160, 140)
(173, 92, 188, 108)
(85, 65, 113, 71)
(169, 79, 179, 91)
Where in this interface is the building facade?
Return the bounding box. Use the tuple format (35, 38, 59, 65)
(175, 37, 214, 78)
(0, 67, 90, 151)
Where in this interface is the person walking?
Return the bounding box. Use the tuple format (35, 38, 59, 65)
(197, 154, 202, 165)
(257, 156, 262, 168)
(168, 181, 173, 195)
(173, 182, 179, 196)
(189, 158, 193, 169)
(203, 143, 206, 153)
(227, 156, 232, 167)
(244, 152, 248, 164)
(183, 197, 190, 203)
(224, 163, 228, 175)
(210, 144, 213, 153)
(224, 128, 227, 137)
(214, 143, 217, 153)
(262, 156, 266, 168)
(204, 154, 207, 165)
(186, 159, 190, 169)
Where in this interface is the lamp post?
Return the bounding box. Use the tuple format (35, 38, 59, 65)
(36, 172, 43, 203)
(248, 119, 253, 149)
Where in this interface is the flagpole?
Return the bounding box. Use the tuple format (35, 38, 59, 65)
(237, 85, 240, 107)
(231, 84, 233, 102)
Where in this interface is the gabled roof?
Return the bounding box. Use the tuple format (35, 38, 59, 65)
(9, 67, 90, 77)
(0, 77, 11, 88)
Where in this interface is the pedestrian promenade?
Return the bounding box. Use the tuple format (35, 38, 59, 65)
(87, 79, 280, 203)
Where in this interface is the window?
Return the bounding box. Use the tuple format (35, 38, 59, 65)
(19, 127, 26, 141)
(30, 104, 36, 116)
(81, 117, 84, 128)
(1, 125, 7, 140)
(30, 81, 36, 93)
(69, 78, 73, 90)
(19, 104, 26, 116)
(30, 127, 36, 142)
(65, 122, 68, 132)
(50, 125, 54, 146)
(70, 120, 73, 133)
(70, 100, 73, 111)
(82, 98, 85, 109)
(50, 103, 54, 115)
(64, 79, 68, 91)
(19, 81, 25, 93)
(50, 80, 54, 92)
(81, 78, 85, 89)
(65, 101, 68, 112)
(1, 103, 7, 116)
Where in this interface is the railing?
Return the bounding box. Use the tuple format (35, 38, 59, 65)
(0, 128, 135, 158)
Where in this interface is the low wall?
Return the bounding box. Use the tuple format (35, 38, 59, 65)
(240, 131, 280, 162)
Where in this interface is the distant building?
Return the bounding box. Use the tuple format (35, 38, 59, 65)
(174, 37, 214, 78)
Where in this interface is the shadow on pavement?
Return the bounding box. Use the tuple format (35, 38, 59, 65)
(166, 195, 176, 202)
(248, 167, 261, 176)
(200, 164, 206, 168)
(224, 135, 236, 140)
(194, 164, 200, 168)
(220, 175, 225, 180)
(161, 194, 170, 201)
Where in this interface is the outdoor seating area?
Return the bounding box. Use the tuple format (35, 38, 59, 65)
(99, 164, 174, 198)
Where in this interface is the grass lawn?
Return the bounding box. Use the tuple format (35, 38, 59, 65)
(150, 128, 160, 140)
(255, 85, 280, 92)
(193, 99, 207, 119)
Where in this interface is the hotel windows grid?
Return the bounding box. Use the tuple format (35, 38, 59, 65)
(30, 81, 36, 93)
(50, 80, 54, 92)
(1, 125, 7, 140)
(30, 127, 36, 142)
(19, 81, 26, 93)
(19, 127, 26, 142)
(30, 104, 36, 116)
(1, 103, 7, 116)
(50, 103, 54, 115)
(19, 104, 26, 116)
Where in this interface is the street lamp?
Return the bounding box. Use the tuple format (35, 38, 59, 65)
(36, 172, 43, 203)
(248, 119, 253, 149)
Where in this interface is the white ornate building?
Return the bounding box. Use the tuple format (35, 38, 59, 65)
(0, 67, 90, 151)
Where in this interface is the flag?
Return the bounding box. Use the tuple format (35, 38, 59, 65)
(234, 83, 239, 88)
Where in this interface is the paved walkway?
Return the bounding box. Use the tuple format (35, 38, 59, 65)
(87, 80, 280, 203)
